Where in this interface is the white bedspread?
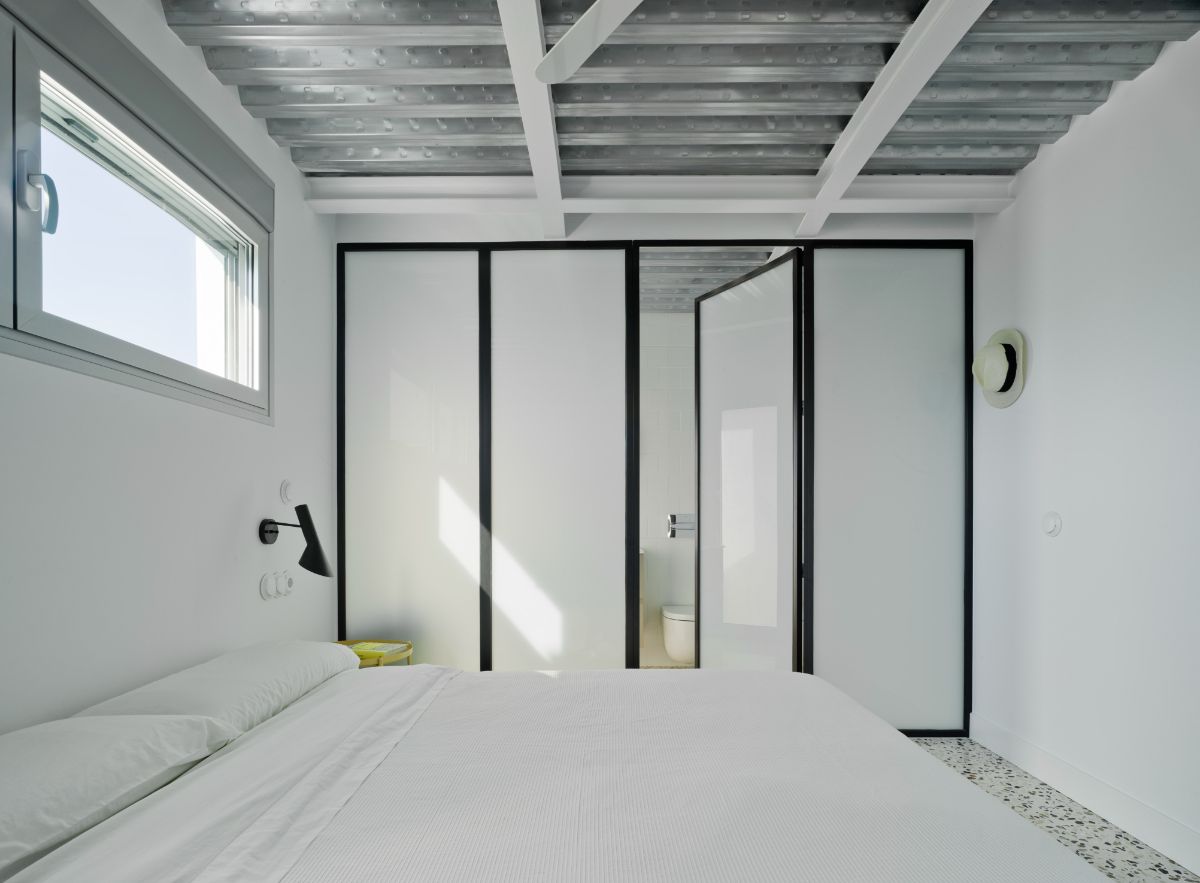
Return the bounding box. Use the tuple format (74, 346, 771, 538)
(16, 667, 1103, 882)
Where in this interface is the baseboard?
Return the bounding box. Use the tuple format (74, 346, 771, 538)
(970, 713, 1200, 875)
(901, 728, 967, 738)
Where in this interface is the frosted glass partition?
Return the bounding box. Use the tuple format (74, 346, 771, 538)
(812, 248, 965, 730)
(491, 250, 627, 671)
(698, 257, 795, 670)
(344, 251, 480, 670)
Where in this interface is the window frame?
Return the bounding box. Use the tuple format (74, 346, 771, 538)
(0, 16, 13, 330)
(2, 22, 272, 419)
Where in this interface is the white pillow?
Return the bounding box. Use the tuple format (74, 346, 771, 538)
(75, 641, 359, 735)
(0, 714, 235, 877)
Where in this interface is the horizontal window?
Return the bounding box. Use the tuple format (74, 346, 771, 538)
(1, 19, 272, 418)
(40, 75, 260, 389)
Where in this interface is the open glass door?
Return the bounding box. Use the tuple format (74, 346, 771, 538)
(696, 250, 800, 670)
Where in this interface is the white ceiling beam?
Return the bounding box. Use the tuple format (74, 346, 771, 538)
(307, 177, 537, 199)
(535, 0, 643, 84)
(796, 0, 993, 236)
(496, 0, 566, 238)
(308, 197, 540, 215)
(306, 175, 1013, 217)
(566, 198, 818, 213)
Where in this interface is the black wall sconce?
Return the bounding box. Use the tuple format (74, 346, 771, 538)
(259, 504, 332, 577)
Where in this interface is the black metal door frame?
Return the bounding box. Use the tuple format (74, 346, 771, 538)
(337, 239, 971, 737)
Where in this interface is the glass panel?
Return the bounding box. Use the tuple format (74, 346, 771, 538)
(38, 75, 257, 387)
(697, 257, 796, 670)
(719, 405, 779, 628)
(344, 251, 480, 670)
(491, 250, 626, 671)
(812, 248, 965, 730)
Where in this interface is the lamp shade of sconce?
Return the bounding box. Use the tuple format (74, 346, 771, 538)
(258, 505, 333, 577)
(294, 505, 332, 577)
(972, 329, 1026, 408)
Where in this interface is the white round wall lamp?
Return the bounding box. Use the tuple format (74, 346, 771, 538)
(972, 329, 1026, 408)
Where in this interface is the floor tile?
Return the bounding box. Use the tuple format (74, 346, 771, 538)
(913, 737, 1199, 883)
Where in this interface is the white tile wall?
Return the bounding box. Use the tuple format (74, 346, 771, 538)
(639, 313, 696, 632)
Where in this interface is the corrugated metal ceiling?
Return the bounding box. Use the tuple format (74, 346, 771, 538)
(162, 0, 1199, 309)
(165, 0, 1200, 176)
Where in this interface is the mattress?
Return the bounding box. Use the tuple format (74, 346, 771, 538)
(15, 667, 1104, 882)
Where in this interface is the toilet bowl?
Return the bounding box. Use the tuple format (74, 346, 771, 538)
(661, 605, 695, 665)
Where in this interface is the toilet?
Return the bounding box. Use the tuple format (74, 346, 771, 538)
(661, 605, 695, 665)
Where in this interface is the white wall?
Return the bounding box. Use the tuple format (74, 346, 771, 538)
(639, 314, 696, 638)
(336, 212, 973, 243)
(973, 35, 1200, 873)
(0, 0, 336, 733)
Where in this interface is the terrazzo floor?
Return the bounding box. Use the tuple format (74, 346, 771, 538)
(913, 737, 1199, 883)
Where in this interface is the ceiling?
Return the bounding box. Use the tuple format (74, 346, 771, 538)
(161, 0, 1199, 309)
(165, 0, 1198, 177)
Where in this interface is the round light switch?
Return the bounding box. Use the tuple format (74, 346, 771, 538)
(1043, 511, 1063, 537)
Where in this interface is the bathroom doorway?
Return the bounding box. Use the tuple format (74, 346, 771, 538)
(637, 244, 780, 669)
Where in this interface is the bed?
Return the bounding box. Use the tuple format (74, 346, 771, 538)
(8, 657, 1103, 882)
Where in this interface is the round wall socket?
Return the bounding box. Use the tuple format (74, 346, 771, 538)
(260, 571, 295, 600)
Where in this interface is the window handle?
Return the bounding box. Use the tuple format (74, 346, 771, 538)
(16, 150, 59, 234)
(30, 173, 59, 235)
